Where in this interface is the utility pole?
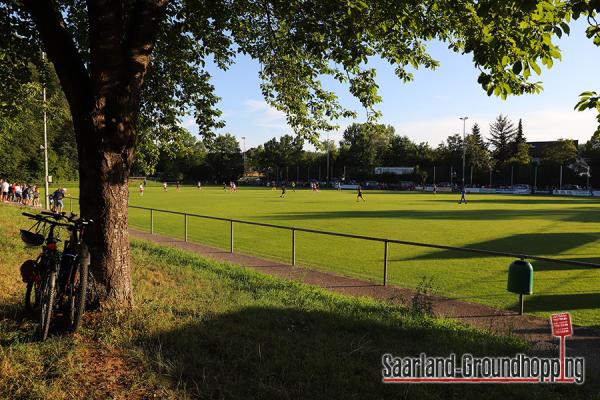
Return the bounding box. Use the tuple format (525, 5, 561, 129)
(511, 165, 514, 187)
(470, 165, 473, 186)
(241, 136, 246, 176)
(326, 131, 330, 184)
(460, 116, 468, 191)
(42, 52, 50, 210)
(559, 165, 563, 189)
(587, 166, 591, 189)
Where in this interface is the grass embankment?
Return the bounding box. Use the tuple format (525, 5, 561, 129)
(0, 205, 590, 399)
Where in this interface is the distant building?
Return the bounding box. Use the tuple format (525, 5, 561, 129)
(527, 140, 579, 163)
(374, 167, 414, 175)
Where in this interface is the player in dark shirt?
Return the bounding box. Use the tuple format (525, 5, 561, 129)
(280, 184, 287, 198)
(356, 185, 365, 202)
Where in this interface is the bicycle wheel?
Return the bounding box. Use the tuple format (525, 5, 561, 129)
(25, 280, 40, 313)
(67, 259, 88, 332)
(38, 271, 57, 341)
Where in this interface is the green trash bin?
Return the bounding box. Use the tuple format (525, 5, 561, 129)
(507, 260, 533, 315)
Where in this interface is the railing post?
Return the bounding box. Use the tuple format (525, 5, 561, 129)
(184, 213, 188, 242)
(291, 229, 296, 266)
(383, 240, 389, 286)
(230, 220, 234, 253)
(150, 209, 154, 234)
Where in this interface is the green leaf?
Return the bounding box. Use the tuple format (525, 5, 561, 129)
(560, 22, 570, 35)
(512, 61, 522, 74)
(530, 60, 541, 75)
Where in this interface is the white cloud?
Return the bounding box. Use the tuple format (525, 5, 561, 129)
(395, 108, 597, 145)
(178, 116, 197, 129)
(243, 99, 289, 131)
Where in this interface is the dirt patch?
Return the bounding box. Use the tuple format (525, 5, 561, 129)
(72, 340, 164, 400)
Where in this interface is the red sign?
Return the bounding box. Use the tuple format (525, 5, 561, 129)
(551, 313, 572, 337)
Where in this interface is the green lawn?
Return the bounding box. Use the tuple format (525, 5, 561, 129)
(1, 204, 591, 398)
(64, 185, 600, 326)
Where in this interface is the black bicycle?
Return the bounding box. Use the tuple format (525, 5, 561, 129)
(21, 211, 92, 340)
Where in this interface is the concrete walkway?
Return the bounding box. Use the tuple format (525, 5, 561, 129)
(130, 227, 600, 379)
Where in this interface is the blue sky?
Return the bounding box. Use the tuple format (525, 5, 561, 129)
(181, 19, 600, 150)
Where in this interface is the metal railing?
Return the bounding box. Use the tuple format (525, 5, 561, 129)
(125, 204, 600, 285)
(65, 196, 600, 287)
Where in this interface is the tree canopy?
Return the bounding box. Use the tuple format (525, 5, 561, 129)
(2, 0, 598, 306)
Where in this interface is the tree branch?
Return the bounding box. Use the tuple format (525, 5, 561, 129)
(86, 0, 125, 99)
(22, 0, 92, 120)
(122, 0, 169, 110)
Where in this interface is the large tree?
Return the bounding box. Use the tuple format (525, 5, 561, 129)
(488, 114, 516, 167)
(340, 123, 394, 169)
(543, 139, 578, 166)
(1, 0, 572, 307)
(262, 135, 305, 171)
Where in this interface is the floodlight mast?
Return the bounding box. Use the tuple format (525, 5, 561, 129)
(42, 52, 50, 210)
(460, 116, 468, 192)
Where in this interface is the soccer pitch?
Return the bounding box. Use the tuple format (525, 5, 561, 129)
(69, 185, 600, 326)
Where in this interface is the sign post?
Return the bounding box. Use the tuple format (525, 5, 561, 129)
(551, 313, 573, 382)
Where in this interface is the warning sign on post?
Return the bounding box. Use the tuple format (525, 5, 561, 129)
(551, 313, 572, 337)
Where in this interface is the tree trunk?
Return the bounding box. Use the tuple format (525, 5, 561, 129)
(23, 0, 169, 309)
(77, 121, 134, 308)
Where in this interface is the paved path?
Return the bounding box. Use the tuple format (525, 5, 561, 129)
(130, 227, 600, 379)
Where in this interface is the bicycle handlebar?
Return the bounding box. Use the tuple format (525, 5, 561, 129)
(22, 212, 77, 228)
(38, 211, 93, 226)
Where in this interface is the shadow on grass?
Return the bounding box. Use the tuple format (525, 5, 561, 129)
(521, 293, 600, 313)
(409, 233, 598, 263)
(0, 294, 35, 346)
(261, 207, 600, 223)
(138, 306, 588, 399)
(435, 198, 600, 206)
(530, 256, 600, 271)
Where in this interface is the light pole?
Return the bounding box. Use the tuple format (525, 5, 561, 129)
(460, 116, 468, 191)
(42, 53, 50, 209)
(241, 136, 246, 176)
(326, 131, 330, 184)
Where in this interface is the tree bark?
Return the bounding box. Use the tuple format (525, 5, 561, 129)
(23, 0, 169, 308)
(77, 124, 134, 308)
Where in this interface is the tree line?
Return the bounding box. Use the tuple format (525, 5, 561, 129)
(3, 75, 595, 188)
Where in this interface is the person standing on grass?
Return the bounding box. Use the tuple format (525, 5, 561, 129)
(280, 184, 286, 198)
(223, 182, 227, 191)
(458, 186, 467, 204)
(139, 183, 144, 196)
(291, 181, 296, 192)
(32, 186, 40, 207)
(356, 185, 366, 202)
(22, 185, 30, 205)
(231, 182, 237, 192)
(51, 188, 66, 212)
(163, 182, 168, 192)
(0, 179, 7, 202)
(197, 181, 202, 190)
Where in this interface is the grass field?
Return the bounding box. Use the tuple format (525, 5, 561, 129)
(61, 185, 600, 327)
(6, 204, 591, 399)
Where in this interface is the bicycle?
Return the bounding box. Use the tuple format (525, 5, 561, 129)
(20, 211, 92, 340)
